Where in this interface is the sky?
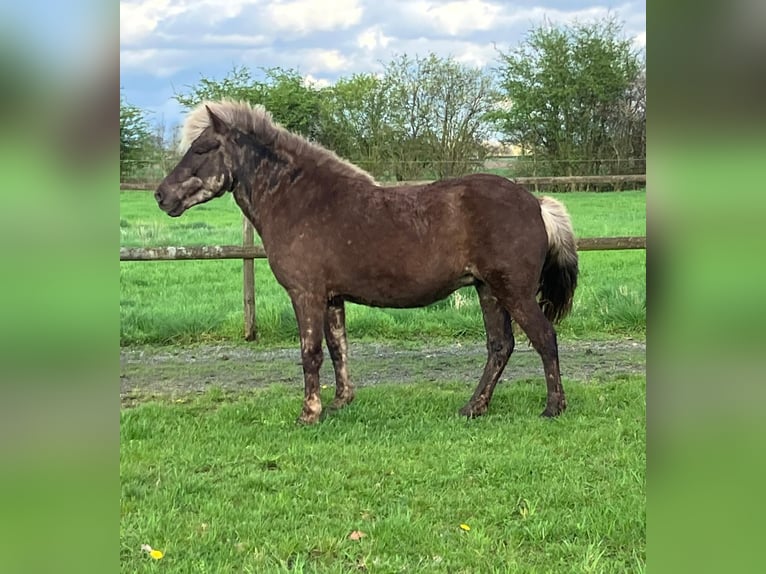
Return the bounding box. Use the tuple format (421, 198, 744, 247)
(120, 0, 645, 132)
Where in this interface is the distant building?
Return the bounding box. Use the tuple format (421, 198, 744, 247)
(485, 141, 527, 157)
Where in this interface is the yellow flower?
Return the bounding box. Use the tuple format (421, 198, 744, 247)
(150, 549, 164, 560)
(459, 523, 471, 532)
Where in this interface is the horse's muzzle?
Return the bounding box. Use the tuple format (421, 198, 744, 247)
(154, 178, 201, 216)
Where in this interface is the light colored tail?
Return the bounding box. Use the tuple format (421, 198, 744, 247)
(538, 196, 579, 323)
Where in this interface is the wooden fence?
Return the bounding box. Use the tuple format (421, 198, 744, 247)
(120, 173, 646, 192)
(120, 174, 646, 340)
(118, 236, 645, 261)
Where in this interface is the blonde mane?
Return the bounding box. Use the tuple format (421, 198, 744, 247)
(179, 99, 376, 184)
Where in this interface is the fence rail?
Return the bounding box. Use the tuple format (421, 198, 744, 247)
(119, 236, 645, 262)
(514, 174, 645, 185)
(120, 245, 267, 261)
(120, 173, 646, 191)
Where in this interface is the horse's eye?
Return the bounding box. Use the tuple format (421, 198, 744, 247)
(194, 140, 220, 154)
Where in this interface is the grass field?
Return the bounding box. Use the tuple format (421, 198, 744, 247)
(121, 376, 645, 573)
(119, 189, 646, 346)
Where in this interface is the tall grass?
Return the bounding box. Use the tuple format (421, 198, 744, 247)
(120, 190, 645, 346)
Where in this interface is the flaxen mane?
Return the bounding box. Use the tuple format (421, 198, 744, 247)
(179, 99, 376, 184)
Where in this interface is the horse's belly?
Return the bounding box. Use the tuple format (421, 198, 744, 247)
(340, 273, 476, 309)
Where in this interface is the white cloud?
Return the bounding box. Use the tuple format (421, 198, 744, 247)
(408, 0, 504, 36)
(453, 44, 498, 67)
(120, 48, 187, 77)
(397, 2, 618, 39)
(633, 31, 646, 49)
(196, 0, 261, 22)
(121, 48, 161, 68)
(265, 0, 364, 34)
(120, 0, 265, 45)
(502, 6, 611, 29)
(357, 25, 392, 50)
(303, 49, 351, 73)
(120, 0, 187, 45)
(200, 33, 270, 47)
(303, 74, 332, 88)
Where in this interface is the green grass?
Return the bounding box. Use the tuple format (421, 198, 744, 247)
(121, 376, 645, 573)
(120, 190, 645, 345)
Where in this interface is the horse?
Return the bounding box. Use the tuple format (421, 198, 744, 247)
(155, 100, 579, 424)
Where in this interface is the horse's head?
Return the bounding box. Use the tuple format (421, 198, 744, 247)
(155, 106, 235, 217)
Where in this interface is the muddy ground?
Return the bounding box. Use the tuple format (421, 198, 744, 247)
(120, 339, 645, 406)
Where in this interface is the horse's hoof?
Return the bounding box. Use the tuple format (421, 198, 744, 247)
(459, 403, 487, 418)
(540, 404, 566, 418)
(296, 413, 321, 425)
(329, 394, 355, 411)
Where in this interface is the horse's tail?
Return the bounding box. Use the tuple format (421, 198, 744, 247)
(537, 196, 579, 323)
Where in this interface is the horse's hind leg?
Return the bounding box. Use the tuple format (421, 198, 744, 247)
(459, 283, 514, 418)
(505, 296, 567, 417)
(290, 294, 326, 424)
(324, 298, 355, 410)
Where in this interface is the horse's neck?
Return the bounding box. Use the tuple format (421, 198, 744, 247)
(231, 184, 262, 234)
(231, 150, 291, 236)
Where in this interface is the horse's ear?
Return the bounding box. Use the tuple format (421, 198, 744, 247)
(206, 105, 228, 135)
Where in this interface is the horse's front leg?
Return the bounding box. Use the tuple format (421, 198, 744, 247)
(324, 297, 354, 410)
(290, 294, 326, 424)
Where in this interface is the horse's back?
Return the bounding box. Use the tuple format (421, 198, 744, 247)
(411, 173, 546, 248)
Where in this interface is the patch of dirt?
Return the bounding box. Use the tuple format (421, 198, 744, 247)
(120, 339, 645, 407)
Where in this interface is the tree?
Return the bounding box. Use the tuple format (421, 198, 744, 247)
(493, 17, 645, 179)
(173, 65, 255, 108)
(261, 68, 325, 140)
(382, 53, 499, 179)
(610, 68, 646, 174)
(120, 94, 156, 179)
(174, 66, 324, 139)
(318, 73, 391, 175)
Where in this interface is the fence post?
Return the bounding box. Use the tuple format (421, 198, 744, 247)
(243, 217, 257, 341)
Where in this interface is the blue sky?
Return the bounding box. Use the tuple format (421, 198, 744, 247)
(120, 0, 645, 131)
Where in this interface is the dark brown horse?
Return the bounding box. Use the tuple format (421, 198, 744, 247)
(155, 100, 579, 424)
